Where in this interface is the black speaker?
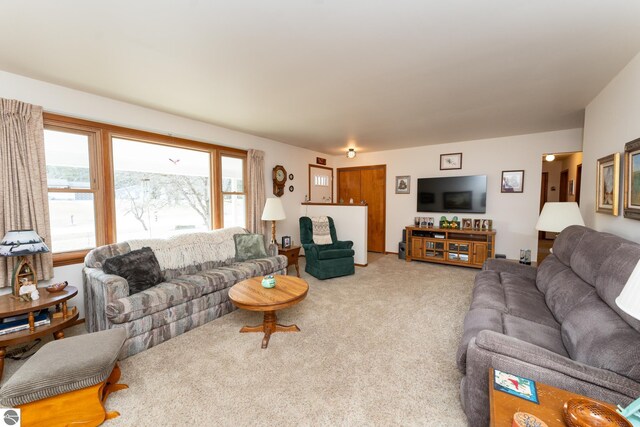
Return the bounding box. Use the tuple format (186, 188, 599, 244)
(398, 242, 406, 260)
(402, 229, 407, 242)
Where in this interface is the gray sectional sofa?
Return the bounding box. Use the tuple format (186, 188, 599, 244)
(457, 225, 640, 426)
(83, 227, 287, 359)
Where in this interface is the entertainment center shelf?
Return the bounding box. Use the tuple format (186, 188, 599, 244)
(405, 226, 496, 269)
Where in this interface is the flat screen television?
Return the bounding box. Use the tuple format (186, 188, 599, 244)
(417, 175, 487, 213)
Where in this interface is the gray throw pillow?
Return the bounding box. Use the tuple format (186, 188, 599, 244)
(234, 234, 268, 262)
(103, 247, 164, 295)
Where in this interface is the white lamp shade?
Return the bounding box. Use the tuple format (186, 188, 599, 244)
(616, 260, 640, 320)
(261, 198, 286, 221)
(0, 229, 50, 257)
(535, 202, 585, 233)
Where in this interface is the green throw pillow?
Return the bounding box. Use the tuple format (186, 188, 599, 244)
(234, 234, 268, 262)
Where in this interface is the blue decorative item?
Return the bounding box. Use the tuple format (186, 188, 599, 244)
(261, 275, 276, 289)
(618, 398, 640, 426)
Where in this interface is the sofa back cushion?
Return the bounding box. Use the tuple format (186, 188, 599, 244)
(127, 227, 247, 280)
(562, 296, 640, 382)
(536, 255, 596, 323)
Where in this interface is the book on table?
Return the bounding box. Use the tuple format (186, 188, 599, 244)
(0, 311, 50, 335)
(493, 369, 539, 404)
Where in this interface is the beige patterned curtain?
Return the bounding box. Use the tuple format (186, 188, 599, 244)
(0, 98, 53, 287)
(247, 149, 266, 236)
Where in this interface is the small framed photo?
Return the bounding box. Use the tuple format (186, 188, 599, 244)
(281, 236, 292, 248)
(482, 219, 492, 230)
(462, 218, 472, 229)
(597, 153, 620, 216)
(395, 176, 410, 194)
(440, 153, 462, 170)
(473, 219, 481, 230)
(501, 170, 524, 193)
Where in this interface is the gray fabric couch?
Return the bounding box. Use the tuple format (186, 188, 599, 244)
(457, 225, 640, 426)
(83, 227, 287, 359)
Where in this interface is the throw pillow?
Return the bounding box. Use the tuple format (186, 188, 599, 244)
(311, 216, 333, 245)
(103, 247, 164, 295)
(234, 234, 268, 262)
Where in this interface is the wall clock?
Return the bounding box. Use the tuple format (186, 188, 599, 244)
(273, 165, 287, 197)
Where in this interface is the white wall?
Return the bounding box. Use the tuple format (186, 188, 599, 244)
(583, 51, 640, 241)
(0, 70, 328, 318)
(332, 129, 583, 259)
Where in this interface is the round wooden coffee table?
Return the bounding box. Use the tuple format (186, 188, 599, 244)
(229, 275, 308, 349)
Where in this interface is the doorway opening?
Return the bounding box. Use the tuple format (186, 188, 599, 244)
(537, 151, 582, 264)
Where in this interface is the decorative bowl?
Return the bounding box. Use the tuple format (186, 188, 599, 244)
(45, 281, 68, 293)
(261, 275, 276, 289)
(563, 398, 632, 427)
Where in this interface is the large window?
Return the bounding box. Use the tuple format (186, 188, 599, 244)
(43, 114, 246, 265)
(44, 128, 100, 254)
(112, 138, 211, 241)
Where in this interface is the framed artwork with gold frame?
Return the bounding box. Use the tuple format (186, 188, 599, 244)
(597, 153, 620, 216)
(624, 138, 640, 220)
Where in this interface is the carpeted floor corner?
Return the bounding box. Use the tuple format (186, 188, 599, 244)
(3, 255, 475, 426)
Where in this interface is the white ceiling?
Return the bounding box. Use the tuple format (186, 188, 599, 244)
(1, 1, 640, 155)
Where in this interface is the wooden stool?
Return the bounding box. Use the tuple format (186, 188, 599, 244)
(0, 329, 128, 427)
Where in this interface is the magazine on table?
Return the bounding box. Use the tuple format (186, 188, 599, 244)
(493, 369, 539, 404)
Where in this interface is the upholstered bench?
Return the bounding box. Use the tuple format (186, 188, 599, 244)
(0, 328, 127, 427)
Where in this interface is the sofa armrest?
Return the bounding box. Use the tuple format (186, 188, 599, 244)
(482, 258, 537, 281)
(82, 267, 129, 333)
(302, 243, 319, 260)
(462, 330, 640, 426)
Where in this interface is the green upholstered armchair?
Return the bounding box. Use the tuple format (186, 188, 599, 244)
(299, 216, 355, 280)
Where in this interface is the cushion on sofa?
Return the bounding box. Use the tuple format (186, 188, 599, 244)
(317, 248, 355, 260)
(502, 314, 568, 357)
(537, 257, 596, 323)
(103, 247, 164, 295)
(502, 274, 559, 329)
(470, 270, 507, 312)
(552, 225, 589, 267)
(562, 297, 640, 382)
(569, 230, 629, 286)
(594, 244, 640, 333)
(234, 233, 268, 262)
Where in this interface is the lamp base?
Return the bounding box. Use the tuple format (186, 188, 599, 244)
(271, 221, 277, 245)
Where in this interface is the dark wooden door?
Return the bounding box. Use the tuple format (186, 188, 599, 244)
(337, 165, 386, 253)
(361, 167, 386, 253)
(560, 169, 569, 202)
(575, 164, 582, 205)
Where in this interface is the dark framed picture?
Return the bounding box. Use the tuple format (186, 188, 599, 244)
(624, 138, 640, 220)
(597, 153, 620, 216)
(501, 170, 524, 193)
(440, 153, 462, 170)
(395, 175, 410, 194)
(473, 219, 481, 229)
(281, 236, 292, 248)
(289, 185, 294, 192)
(462, 218, 472, 229)
(289, 173, 294, 180)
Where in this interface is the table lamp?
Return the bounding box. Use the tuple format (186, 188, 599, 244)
(0, 230, 50, 296)
(616, 260, 640, 426)
(535, 202, 585, 233)
(261, 198, 286, 244)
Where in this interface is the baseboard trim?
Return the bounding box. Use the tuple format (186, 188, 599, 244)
(355, 263, 368, 267)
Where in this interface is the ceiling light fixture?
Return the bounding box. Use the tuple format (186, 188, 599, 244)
(347, 148, 356, 159)
(545, 154, 556, 162)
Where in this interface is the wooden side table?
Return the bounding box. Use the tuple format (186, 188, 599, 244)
(489, 368, 617, 426)
(0, 286, 79, 380)
(278, 244, 301, 277)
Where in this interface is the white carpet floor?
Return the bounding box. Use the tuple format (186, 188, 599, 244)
(2, 255, 476, 426)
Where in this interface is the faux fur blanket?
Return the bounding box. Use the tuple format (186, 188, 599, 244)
(128, 227, 246, 272)
(311, 216, 332, 245)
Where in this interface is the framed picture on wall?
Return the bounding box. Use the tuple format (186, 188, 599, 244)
(624, 138, 640, 219)
(395, 176, 410, 194)
(440, 153, 462, 170)
(597, 152, 620, 216)
(501, 170, 524, 193)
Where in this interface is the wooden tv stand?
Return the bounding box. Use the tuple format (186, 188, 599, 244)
(405, 226, 496, 268)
